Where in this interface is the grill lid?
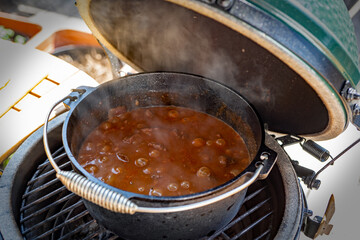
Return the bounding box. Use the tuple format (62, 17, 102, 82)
(76, 0, 360, 140)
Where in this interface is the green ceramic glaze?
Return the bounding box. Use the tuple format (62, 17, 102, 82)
(249, 0, 360, 88)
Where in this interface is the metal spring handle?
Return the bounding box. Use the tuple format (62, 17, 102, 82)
(43, 94, 264, 214)
(57, 170, 138, 214)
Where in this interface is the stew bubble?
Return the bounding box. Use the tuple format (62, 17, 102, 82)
(135, 158, 149, 167)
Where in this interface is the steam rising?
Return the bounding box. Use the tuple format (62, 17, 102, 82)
(90, 0, 240, 88)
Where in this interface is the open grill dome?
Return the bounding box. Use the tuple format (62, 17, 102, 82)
(76, 0, 360, 140)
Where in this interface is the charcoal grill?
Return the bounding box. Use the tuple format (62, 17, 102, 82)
(0, 114, 303, 240)
(1, 0, 359, 239)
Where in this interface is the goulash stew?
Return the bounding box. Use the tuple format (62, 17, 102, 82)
(78, 106, 250, 196)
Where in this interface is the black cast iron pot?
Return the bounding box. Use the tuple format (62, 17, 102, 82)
(43, 72, 277, 240)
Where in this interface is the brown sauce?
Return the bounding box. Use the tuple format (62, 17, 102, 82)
(78, 106, 250, 196)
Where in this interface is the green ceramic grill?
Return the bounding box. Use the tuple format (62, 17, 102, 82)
(76, 0, 360, 140)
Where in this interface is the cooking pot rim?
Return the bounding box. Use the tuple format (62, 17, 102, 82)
(62, 71, 266, 202)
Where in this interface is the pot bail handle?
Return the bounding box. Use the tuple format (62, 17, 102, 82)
(43, 95, 138, 214)
(43, 94, 264, 215)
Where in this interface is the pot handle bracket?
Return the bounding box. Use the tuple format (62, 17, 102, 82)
(256, 145, 278, 180)
(62, 86, 96, 109)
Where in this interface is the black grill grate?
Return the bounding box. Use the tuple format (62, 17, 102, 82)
(20, 146, 278, 240)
